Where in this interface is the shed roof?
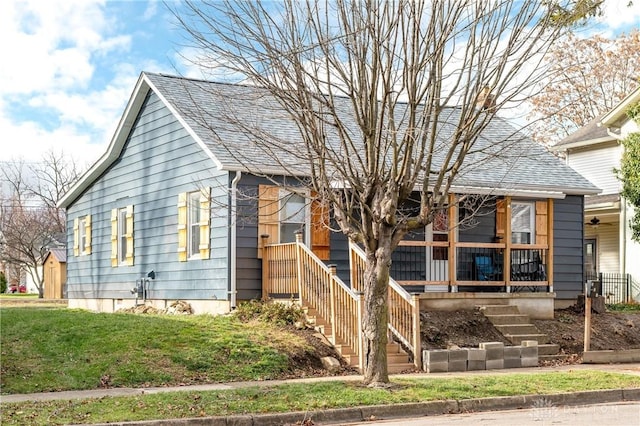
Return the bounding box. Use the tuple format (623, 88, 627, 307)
(44, 248, 66, 264)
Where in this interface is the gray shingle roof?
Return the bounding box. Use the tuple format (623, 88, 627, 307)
(145, 72, 600, 195)
(554, 115, 611, 149)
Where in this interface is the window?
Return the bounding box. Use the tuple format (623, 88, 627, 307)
(511, 201, 535, 244)
(432, 209, 448, 260)
(73, 215, 91, 256)
(177, 188, 210, 261)
(189, 191, 202, 258)
(279, 191, 306, 243)
(111, 205, 134, 266)
(258, 185, 330, 260)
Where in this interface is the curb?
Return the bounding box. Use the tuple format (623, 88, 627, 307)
(86, 388, 640, 426)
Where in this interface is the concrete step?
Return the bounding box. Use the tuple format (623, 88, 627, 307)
(479, 305, 520, 315)
(506, 334, 550, 345)
(538, 343, 560, 356)
(495, 324, 540, 335)
(485, 314, 531, 325)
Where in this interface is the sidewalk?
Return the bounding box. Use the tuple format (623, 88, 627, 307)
(2, 363, 640, 425)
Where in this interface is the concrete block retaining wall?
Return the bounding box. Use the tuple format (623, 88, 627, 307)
(423, 341, 538, 373)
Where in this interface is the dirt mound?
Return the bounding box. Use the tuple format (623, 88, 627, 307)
(533, 307, 640, 356)
(117, 300, 194, 315)
(419, 306, 640, 362)
(420, 308, 511, 350)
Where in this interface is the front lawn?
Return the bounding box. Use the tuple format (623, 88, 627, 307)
(0, 307, 315, 394)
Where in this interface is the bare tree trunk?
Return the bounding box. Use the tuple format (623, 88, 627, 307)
(361, 225, 395, 386)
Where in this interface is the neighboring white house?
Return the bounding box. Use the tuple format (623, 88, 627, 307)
(553, 87, 640, 302)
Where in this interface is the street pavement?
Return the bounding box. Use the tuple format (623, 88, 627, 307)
(2, 363, 640, 425)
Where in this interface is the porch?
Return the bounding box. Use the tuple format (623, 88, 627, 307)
(261, 233, 555, 373)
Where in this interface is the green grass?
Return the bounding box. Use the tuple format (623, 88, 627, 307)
(0, 294, 38, 299)
(2, 371, 640, 425)
(607, 302, 640, 312)
(0, 307, 312, 394)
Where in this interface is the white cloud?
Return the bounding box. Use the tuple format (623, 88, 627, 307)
(0, 0, 136, 166)
(600, 0, 640, 31)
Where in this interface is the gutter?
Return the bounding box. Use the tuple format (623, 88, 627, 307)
(229, 171, 242, 309)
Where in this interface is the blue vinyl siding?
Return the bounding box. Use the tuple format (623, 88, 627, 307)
(66, 91, 230, 301)
(553, 195, 585, 300)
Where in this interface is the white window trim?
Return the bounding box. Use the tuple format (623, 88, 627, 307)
(278, 189, 310, 244)
(187, 191, 202, 260)
(78, 216, 88, 256)
(511, 200, 536, 244)
(117, 208, 128, 265)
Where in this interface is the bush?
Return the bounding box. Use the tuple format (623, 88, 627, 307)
(0, 272, 6, 294)
(234, 299, 304, 326)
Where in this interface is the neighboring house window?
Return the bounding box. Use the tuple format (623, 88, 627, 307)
(73, 215, 91, 256)
(177, 188, 211, 262)
(111, 205, 134, 266)
(258, 184, 330, 260)
(511, 201, 535, 244)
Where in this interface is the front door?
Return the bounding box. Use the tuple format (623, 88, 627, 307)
(424, 209, 449, 291)
(584, 238, 597, 280)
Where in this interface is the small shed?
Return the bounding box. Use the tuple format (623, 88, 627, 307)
(43, 248, 66, 299)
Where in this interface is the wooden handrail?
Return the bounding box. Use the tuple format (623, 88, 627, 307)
(349, 242, 421, 369)
(265, 240, 364, 371)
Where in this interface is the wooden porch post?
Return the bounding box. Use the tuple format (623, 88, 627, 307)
(328, 264, 338, 345)
(356, 292, 365, 371)
(448, 194, 458, 292)
(504, 196, 512, 292)
(295, 231, 304, 305)
(547, 199, 554, 292)
(261, 236, 270, 300)
(411, 294, 422, 369)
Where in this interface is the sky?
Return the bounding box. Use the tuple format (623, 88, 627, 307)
(1, 0, 640, 169)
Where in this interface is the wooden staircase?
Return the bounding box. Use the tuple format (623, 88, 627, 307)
(479, 305, 566, 361)
(304, 307, 416, 373)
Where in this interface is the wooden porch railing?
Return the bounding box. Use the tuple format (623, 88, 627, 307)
(349, 242, 422, 369)
(262, 238, 365, 371)
(394, 240, 551, 292)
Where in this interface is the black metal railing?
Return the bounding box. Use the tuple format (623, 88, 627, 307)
(585, 272, 639, 304)
(456, 247, 504, 282)
(510, 248, 548, 282)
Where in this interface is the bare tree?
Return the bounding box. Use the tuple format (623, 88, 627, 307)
(528, 30, 640, 145)
(0, 151, 81, 297)
(172, 0, 597, 386)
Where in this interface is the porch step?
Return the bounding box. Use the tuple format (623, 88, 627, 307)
(495, 324, 540, 335)
(480, 305, 559, 356)
(388, 362, 417, 374)
(303, 306, 414, 373)
(504, 333, 550, 345)
(479, 305, 520, 316)
(484, 314, 531, 325)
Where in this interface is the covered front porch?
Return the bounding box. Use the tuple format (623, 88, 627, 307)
(390, 195, 554, 295)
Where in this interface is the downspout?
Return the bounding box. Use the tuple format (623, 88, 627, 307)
(229, 171, 242, 309)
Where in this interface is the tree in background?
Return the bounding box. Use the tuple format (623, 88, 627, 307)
(0, 152, 80, 298)
(617, 103, 640, 242)
(173, 0, 601, 386)
(528, 30, 640, 145)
